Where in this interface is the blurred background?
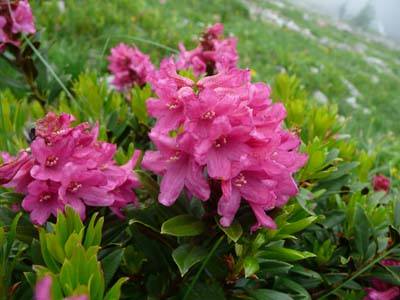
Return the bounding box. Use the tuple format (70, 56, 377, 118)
(293, 0, 400, 41)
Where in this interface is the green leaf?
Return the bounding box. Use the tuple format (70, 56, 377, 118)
(64, 232, 83, 259)
(102, 248, 125, 287)
(276, 277, 311, 300)
(172, 244, 207, 277)
(5, 212, 22, 258)
(251, 289, 294, 300)
(258, 259, 293, 275)
(393, 199, 400, 231)
(244, 256, 259, 278)
(104, 277, 129, 300)
(46, 234, 66, 263)
(279, 216, 319, 235)
(324, 162, 359, 181)
(130, 84, 151, 124)
(83, 213, 103, 248)
(161, 215, 205, 237)
(39, 229, 60, 273)
(184, 281, 225, 300)
(354, 204, 372, 260)
(59, 260, 78, 292)
(217, 219, 243, 242)
(65, 206, 84, 234)
(258, 246, 316, 262)
(289, 265, 323, 280)
(55, 211, 69, 247)
(0, 227, 4, 246)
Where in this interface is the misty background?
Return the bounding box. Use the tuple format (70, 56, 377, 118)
(288, 0, 400, 42)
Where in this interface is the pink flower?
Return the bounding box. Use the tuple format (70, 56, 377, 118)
(1, 112, 141, 225)
(176, 23, 238, 76)
(0, 150, 33, 190)
(0, 16, 7, 43)
(373, 174, 390, 193)
(147, 58, 195, 132)
(30, 137, 75, 182)
(143, 65, 307, 230)
(108, 43, 154, 91)
(196, 68, 250, 90)
(58, 163, 112, 219)
(147, 57, 194, 95)
(109, 150, 142, 217)
(35, 112, 76, 141)
(194, 118, 251, 180)
(22, 180, 64, 225)
(35, 275, 52, 300)
(0, 0, 36, 52)
(11, 1, 36, 34)
(142, 132, 210, 206)
(364, 287, 400, 300)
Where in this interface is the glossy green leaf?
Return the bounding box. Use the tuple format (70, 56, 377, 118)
(276, 277, 311, 300)
(244, 256, 259, 278)
(104, 277, 129, 300)
(279, 216, 319, 235)
(258, 246, 316, 262)
(394, 199, 400, 231)
(39, 229, 60, 273)
(172, 244, 207, 277)
(251, 289, 294, 300)
(217, 219, 243, 242)
(258, 259, 293, 275)
(161, 215, 205, 237)
(354, 204, 372, 260)
(102, 248, 125, 287)
(83, 213, 103, 248)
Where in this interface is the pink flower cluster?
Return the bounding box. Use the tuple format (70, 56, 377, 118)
(0, 0, 36, 53)
(143, 59, 308, 231)
(365, 259, 400, 300)
(176, 23, 238, 76)
(0, 112, 141, 225)
(108, 43, 154, 92)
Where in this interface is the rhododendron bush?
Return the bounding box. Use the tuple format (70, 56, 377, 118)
(1, 4, 400, 300)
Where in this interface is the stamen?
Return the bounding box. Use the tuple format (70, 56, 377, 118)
(166, 102, 179, 110)
(234, 173, 247, 187)
(214, 135, 228, 148)
(168, 151, 181, 162)
(201, 110, 216, 120)
(45, 155, 59, 167)
(39, 193, 52, 202)
(68, 181, 82, 192)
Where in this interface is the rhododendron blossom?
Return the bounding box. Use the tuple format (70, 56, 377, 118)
(0, 112, 141, 225)
(0, 0, 36, 52)
(176, 23, 238, 76)
(108, 43, 154, 92)
(143, 59, 308, 231)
